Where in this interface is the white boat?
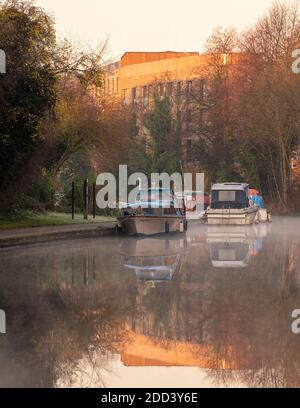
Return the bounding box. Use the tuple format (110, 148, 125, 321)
(206, 183, 258, 226)
(117, 188, 187, 236)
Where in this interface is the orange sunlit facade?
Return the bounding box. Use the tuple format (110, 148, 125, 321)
(105, 51, 246, 98)
(103, 51, 250, 163)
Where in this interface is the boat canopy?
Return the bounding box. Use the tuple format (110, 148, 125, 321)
(125, 188, 181, 209)
(210, 183, 250, 210)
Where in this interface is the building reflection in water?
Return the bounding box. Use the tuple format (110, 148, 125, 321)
(0, 218, 300, 387)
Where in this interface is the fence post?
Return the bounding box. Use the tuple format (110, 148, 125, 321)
(71, 181, 75, 220)
(93, 183, 96, 219)
(83, 179, 89, 220)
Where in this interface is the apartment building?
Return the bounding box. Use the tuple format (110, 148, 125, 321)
(103, 51, 247, 163)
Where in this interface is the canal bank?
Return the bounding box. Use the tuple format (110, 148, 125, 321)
(0, 222, 116, 248)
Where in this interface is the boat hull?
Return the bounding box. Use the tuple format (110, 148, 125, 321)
(186, 210, 206, 221)
(206, 208, 258, 226)
(255, 208, 271, 223)
(118, 216, 187, 236)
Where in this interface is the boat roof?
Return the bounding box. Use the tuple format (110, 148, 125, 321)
(211, 183, 249, 191)
(140, 188, 172, 193)
(125, 188, 179, 208)
(211, 261, 248, 268)
(125, 199, 176, 209)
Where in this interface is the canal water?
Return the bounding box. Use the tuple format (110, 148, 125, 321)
(0, 217, 300, 388)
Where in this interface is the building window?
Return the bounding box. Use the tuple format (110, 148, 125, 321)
(186, 110, 192, 132)
(200, 108, 209, 124)
(176, 108, 181, 131)
(132, 87, 137, 107)
(159, 83, 164, 99)
(186, 139, 192, 162)
(177, 81, 183, 96)
(149, 85, 153, 97)
(167, 82, 173, 96)
(122, 89, 130, 105)
(143, 86, 148, 107)
(200, 79, 206, 100)
(187, 80, 193, 94)
(111, 77, 115, 94)
(116, 77, 119, 94)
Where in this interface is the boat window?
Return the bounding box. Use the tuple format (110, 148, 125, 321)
(218, 191, 236, 202)
(211, 243, 249, 261)
(218, 249, 236, 261)
(164, 207, 177, 215)
(211, 190, 247, 209)
(143, 208, 162, 216)
(137, 191, 171, 202)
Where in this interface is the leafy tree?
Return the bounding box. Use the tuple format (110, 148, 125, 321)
(0, 1, 114, 213)
(144, 96, 181, 174)
(0, 0, 57, 210)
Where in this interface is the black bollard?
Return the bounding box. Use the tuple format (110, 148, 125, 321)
(71, 181, 75, 220)
(83, 178, 89, 220)
(93, 183, 96, 219)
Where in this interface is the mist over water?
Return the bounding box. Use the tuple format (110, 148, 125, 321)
(0, 217, 300, 388)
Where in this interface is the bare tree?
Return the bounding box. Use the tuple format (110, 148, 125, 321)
(240, 0, 300, 65)
(205, 26, 239, 54)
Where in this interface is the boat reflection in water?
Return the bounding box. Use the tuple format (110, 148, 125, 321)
(207, 224, 271, 268)
(120, 235, 187, 283)
(2, 218, 300, 388)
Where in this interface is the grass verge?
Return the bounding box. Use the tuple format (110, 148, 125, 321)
(0, 212, 116, 230)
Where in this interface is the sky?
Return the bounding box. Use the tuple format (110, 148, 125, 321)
(36, 0, 275, 59)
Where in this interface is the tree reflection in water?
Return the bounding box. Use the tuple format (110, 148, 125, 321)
(0, 218, 300, 388)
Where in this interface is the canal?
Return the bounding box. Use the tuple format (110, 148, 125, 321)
(0, 217, 300, 388)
